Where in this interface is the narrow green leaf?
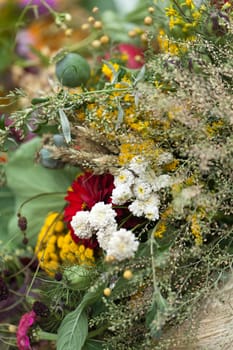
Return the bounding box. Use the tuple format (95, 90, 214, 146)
(115, 102, 124, 130)
(58, 108, 71, 143)
(83, 339, 105, 350)
(57, 310, 88, 350)
(134, 65, 146, 85)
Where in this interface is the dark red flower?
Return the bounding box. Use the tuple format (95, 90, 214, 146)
(64, 171, 144, 248)
(64, 172, 114, 247)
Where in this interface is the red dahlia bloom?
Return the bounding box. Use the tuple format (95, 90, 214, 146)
(64, 172, 114, 247)
(64, 171, 144, 248)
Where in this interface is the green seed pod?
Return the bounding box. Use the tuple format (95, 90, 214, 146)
(55, 53, 91, 87)
(63, 265, 95, 290)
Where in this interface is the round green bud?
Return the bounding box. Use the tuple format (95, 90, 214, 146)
(55, 52, 91, 87)
(63, 265, 94, 290)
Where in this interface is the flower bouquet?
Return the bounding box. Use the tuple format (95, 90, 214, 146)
(0, 0, 233, 349)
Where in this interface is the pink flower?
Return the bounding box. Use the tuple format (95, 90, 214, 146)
(105, 43, 144, 69)
(16, 311, 37, 350)
(117, 44, 144, 69)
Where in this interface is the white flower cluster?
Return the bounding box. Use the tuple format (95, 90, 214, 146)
(112, 156, 171, 221)
(70, 202, 139, 261)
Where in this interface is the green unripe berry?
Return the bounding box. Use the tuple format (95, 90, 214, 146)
(55, 53, 91, 87)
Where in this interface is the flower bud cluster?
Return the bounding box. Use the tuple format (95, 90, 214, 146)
(112, 156, 172, 221)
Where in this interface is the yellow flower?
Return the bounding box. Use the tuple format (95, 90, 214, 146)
(157, 30, 179, 55)
(165, 6, 178, 17)
(118, 140, 156, 166)
(154, 222, 167, 238)
(185, 0, 195, 8)
(206, 120, 224, 138)
(35, 212, 95, 276)
(192, 11, 201, 21)
(163, 159, 179, 172)
(190, 214, 203, 245)
(102, 62, 120, 81)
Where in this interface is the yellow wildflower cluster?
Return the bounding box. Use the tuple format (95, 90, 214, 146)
(164, 1, 205, 38)
(57, 233, 94, 265)
(118, 139, 156, 166)
(154, 206, 173, 238)
(157, 29, 180, 55)
(102, 62, 120, 82)
(190, 214, 203, 245)
(35, 212, 95, 276)
(163, 159, 179, 172)
(76, 68, 154, 146)
(206, 120, 224, 138)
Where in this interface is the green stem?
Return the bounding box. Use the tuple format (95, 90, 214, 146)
(37, 330, 58, 341)
(87, 324, 109, 339)
(67, 32, 99, 53)
(79, 87, 133, 97)
(150, 231, 157, 292)
(17, 192, 65, 215)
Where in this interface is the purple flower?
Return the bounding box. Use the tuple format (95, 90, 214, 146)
(16, 310, 37, 350)
(18, 0, 57, 14)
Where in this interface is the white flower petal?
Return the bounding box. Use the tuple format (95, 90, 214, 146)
(89, 202, 116, 229)
(71, 211, 92, 239)
(106, 229, 139, 261)
(111, 185, 133, 205)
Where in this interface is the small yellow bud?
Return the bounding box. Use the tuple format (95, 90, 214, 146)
(123, 269, 133, 280)
(141, 32, 148, 42)
(128, 30, 137, 38)
(91, 40, 101, 48)
(135, 55, 143, 62)
(105, 255, 115, 263)
(144, 16, 153, 25)
(103, 288, 112, 297)
(8, 325, 17, 333)
(65, 28, 73, 37)
(64, 13, 72, 22)
(148, 7, 155, 13)
(93, 21, 103, 30)
(92, 6, 99, 13)
(100, 35, 110, 44)
(81, 23, 90, 31)
(135, 27, 143, 34)
(88, 16, 95, 23)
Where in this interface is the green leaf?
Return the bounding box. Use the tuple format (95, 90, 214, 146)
(0, 186, 15, 243)
(83, 339, 105, 350)
(57, 310, 88, 350)
(4, 138, 78, 246)
(134, 65, 146, 85)
(146, 291, 172, 339)
(115, 102, 124, 130)
(57, 284, 104, 350)
(58, 108, 71, 143)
